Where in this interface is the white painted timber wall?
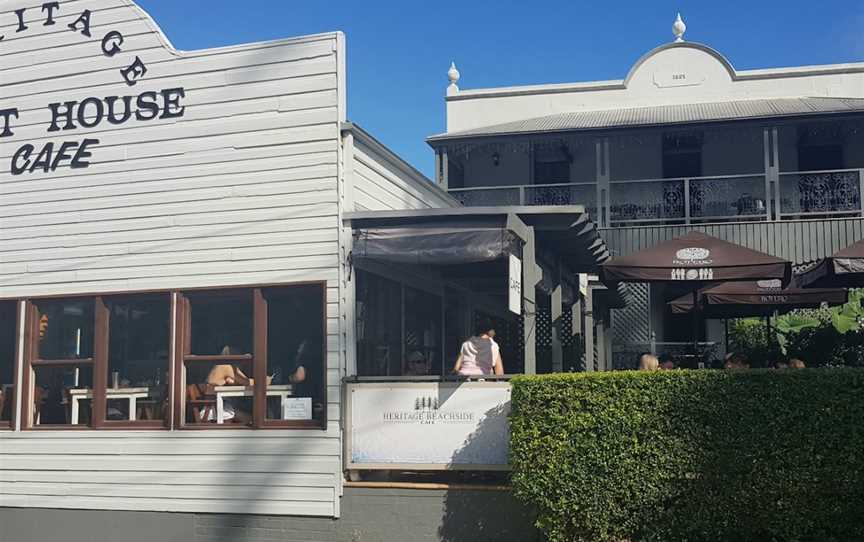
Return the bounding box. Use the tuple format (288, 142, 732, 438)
(446, 42, 864, 133)
(344, 124, 456, 212)
(0, 0, 345, 518)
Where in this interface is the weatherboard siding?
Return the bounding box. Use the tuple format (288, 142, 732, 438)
(348, 129, 454, 212)
(0, 0, 345, 518)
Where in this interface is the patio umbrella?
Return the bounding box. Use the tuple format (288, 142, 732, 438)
(600, 231, 792, 285)
(796, 239, 864, 288)
(600, 231, 792, 354)
(668, 279, 849, 318)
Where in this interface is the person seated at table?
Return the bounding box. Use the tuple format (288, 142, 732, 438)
(789, 358, 806, 369)
(404, 351, 429, 376)
(452, 319, 504, 376)
(638, 353, 659, 371)
(723, 352, 750, 369)
(658, 353, 676, 370)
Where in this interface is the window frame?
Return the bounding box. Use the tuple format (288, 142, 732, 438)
(0, 300, 22, 431)
(174, 283, 328, 430)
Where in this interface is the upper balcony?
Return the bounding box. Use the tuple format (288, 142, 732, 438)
(432, 116, 864, 228)
(448, 168, 864, 227)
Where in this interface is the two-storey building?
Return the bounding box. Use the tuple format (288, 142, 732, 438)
(428, 16, 864, 367)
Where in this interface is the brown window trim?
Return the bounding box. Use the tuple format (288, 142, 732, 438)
(23, 295, 172, 431)
(176, 283, 328, 430)
(0, 300, 21, 431)
(16, 281, 327, 432)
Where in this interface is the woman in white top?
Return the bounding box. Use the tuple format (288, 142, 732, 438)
(452, 319, 504, 376)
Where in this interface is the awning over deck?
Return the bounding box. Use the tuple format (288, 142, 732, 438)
(345, 206, 612, 274)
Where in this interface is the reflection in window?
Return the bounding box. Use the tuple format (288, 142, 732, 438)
(356, 272, 401, 376)
(189, 292, 252, 356)
(266, 285, 325, 422)
(34, 365, 93, 426)
(0, 302, 16, 424)
(403, 287, 441, 376)
(107, 295, 170, 423)
(36, 299, 94, 360)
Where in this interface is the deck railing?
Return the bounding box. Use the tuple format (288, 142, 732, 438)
(448, 169, 864, 226)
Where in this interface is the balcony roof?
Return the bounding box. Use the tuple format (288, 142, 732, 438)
(428, 96, 864, 144)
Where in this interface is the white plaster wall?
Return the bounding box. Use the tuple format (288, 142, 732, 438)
(446, 43, 864, 133)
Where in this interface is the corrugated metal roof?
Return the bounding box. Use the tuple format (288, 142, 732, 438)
(428, 97, 864, 142)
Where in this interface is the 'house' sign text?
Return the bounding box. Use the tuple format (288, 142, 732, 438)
(0, 3, 186, 175)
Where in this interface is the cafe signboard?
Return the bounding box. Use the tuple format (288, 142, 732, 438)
(345, 381, 511, 470)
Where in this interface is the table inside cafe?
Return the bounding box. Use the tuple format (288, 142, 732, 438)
(214, 384, 296, 424)
(68, 387, 152, 425)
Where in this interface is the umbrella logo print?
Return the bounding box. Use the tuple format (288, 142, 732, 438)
(756, 279, 782, 291)
(676, 248, 711, 261)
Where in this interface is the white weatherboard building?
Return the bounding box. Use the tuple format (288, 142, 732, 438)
(0, 0, 461, 524)
(429, 15, 864, 368)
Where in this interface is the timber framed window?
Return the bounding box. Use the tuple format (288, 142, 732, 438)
(0, 301, 19, 429)
(22, 294, 172, 429)
(175, 283, 327, 429)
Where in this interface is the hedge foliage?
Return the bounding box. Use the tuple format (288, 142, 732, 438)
(510, 370, 864, 542)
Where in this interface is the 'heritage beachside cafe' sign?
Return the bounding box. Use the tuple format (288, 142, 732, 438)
(0, 3, 185, 175)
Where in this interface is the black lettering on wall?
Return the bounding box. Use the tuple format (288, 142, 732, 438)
(101, 30, 124, 57)
(71, 139, 99, 169)
(14, 8, 28, 32)
(68, 9, 92, 37)
(135, 92, 160, 121)
(31, 143, 54, 173)
(160, 88, 187, 119)
(77, 97, 104, 129)
(11, 145, 34, 175)
(42, 2, 60, 26)
(48, 101, 79, 132)
(0, 108, 19, 137)
(105, 96, 133, 125)
(121, 56, 148, 86)
(51, 141, 79, 171)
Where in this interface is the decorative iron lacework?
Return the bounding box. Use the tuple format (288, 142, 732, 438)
(611, 180, 685, 221)
(689, 176, 767, 218)
(525, 184, 598, 215)
(782, 171, 861, 214)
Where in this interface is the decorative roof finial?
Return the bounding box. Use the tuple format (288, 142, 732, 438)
(672, 13, 686, 42)
(447, 61, 460, 96)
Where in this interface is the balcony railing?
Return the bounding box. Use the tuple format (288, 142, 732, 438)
(448, 169, 864, 226)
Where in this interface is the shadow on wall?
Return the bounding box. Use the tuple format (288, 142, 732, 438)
(438, 402, 542, 542)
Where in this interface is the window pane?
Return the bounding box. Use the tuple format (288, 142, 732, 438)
(0, 302, 16, 424)
(189, 293, 252, 355)
(36, 299, 94, 360)
(266, 285, 325, 422)
(356, 272, 401, 376)
(184, 360, 254, 425)
(107, 295, 170, 422)
(33, 365, 93, 426)
(404, 287, 441, 377)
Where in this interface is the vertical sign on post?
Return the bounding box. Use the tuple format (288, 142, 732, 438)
(509, 254, 522, 315)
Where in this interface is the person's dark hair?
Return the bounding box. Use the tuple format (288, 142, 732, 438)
(475, 318, 495, 336)
(658, 353, 673, 364)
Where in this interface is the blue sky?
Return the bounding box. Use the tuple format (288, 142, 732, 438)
(137, 1, 864, 178)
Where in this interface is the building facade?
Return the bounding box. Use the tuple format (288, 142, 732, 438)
(428, 17, 864, 366)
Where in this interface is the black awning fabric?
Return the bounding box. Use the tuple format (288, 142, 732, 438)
(353, 222, 523, 265)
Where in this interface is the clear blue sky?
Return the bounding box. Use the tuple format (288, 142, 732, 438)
(137, 1, 863, 178)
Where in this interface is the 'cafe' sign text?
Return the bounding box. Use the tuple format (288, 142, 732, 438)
(0, 2, 186, 175)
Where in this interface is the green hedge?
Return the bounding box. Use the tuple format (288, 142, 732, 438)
(510, 370, 864, 542)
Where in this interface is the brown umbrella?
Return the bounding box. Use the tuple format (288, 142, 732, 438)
(600, 231, 792, 355)
(796, 239, 864, 288)
(668, 279, 848, 318)
(600, 231, 792, 284)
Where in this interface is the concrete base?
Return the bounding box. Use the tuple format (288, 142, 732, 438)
(0, 487, 540, 542)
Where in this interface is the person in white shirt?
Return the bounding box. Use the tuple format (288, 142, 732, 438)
(452, 319, 504, 376)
